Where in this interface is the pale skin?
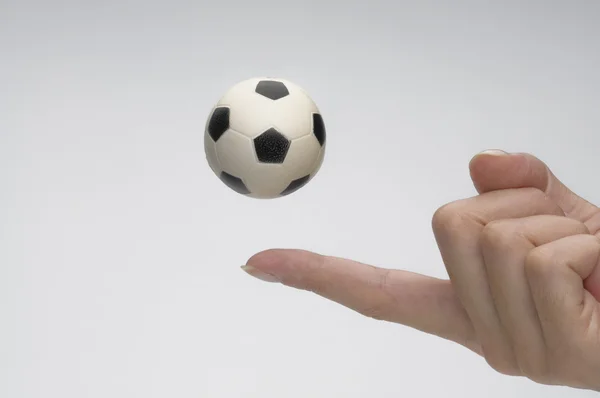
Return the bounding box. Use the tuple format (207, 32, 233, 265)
(242, 150, 600, 391)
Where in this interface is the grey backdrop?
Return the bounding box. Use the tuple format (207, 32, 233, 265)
(2, 1, 599, 397)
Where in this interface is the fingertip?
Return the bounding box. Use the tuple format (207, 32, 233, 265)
(469, 149, 513, 174)
(472, 149, 509, 159)
(245, 248, 284, 267)
(247, 248, 310, 264)
(243, 248, 291, 284)
(245, 248, 289, 273)
(241, 265, 280, 283)
(245, 248, 321, 283)
(469, 149, 513, 193)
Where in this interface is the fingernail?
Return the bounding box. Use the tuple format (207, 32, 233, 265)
(241, 265, 280, 283)
(478, 149, 508, 156)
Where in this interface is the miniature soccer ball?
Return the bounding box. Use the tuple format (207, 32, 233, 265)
(204, 77, 326, 199)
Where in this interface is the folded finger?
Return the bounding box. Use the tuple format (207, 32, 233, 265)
(525, 234, 600, 386)
(480, 215, 588, 376)
(526, 234, 600, 335)
(432, 187, 563, 373)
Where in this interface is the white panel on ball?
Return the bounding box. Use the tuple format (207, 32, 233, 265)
(218, 79, 275, 139)
(215, 130, 257, 177)
(285, 134, 322, 181)
(203, 130, 221, 176)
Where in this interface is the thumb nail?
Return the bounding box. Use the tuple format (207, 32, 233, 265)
(241, 265, 280, 283)
(478, 149, 508, 156)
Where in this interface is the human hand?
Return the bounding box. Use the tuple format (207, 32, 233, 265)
(243, 151, 600, 391)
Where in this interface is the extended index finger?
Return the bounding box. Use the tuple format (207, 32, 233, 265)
(244, 249, 479, 353)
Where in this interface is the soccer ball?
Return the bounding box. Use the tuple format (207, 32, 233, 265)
(204, 77, 326, 199)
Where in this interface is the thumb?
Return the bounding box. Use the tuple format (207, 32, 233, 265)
(469, 150, 599, 231)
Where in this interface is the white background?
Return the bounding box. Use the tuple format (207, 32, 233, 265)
(2, 1, 599, 396)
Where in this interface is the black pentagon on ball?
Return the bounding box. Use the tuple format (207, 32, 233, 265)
(312, 113, 326, 146)
(255, 80, 289, 100)
(253, 128, 291, 163)
(207, 106, 230, 142)
(219, 171, 250, 194)
(280, 174, 311, 196)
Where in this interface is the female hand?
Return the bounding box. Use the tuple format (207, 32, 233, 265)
(243, 151, 600, 391)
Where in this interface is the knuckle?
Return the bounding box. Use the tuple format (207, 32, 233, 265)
(480, 220, 517, 248)
(481, 343, 550, 381)
(432, 201, 472, 236)
(481, 350, 520, 376)
(516, 355, 549, 382)
(480, 220, 529, 256)
(525, 246, 554, 277)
